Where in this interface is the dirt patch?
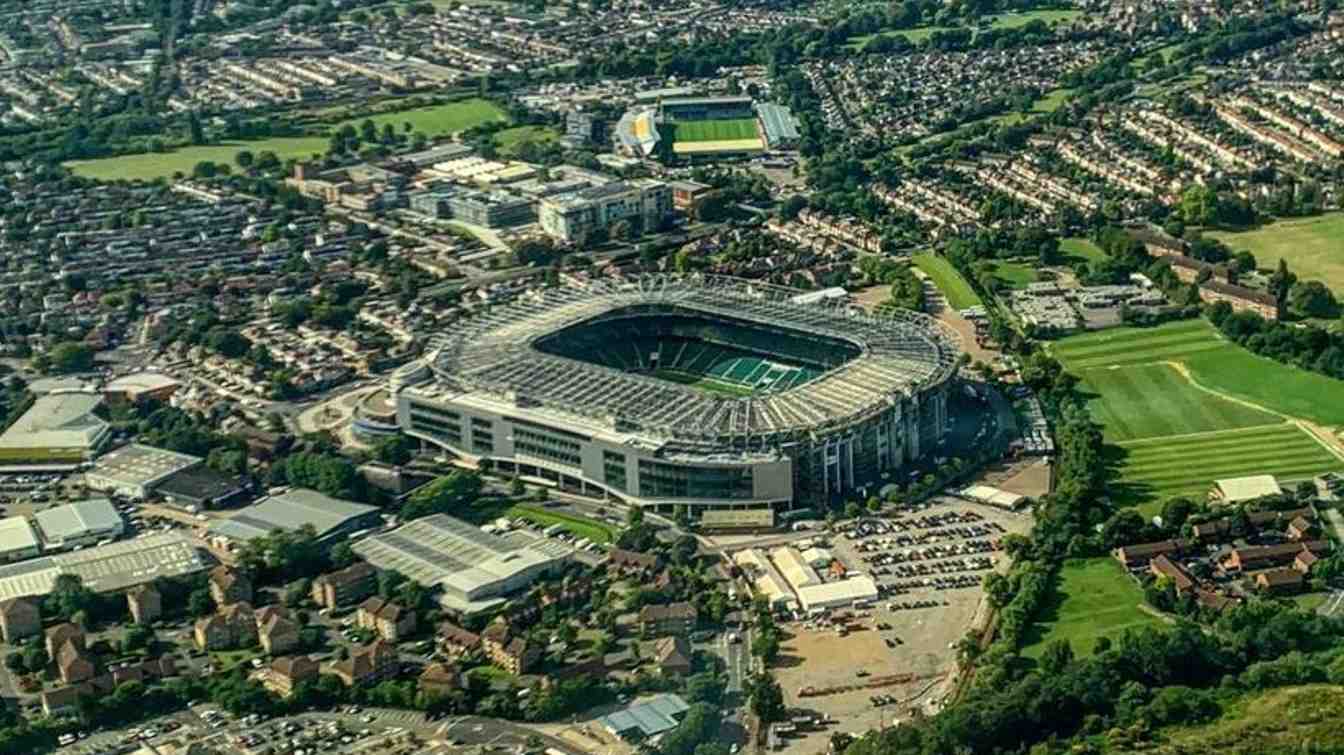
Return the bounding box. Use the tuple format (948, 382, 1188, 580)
(989, 458, 1053, 498)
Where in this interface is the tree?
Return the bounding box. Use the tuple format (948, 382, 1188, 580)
(374, 434, 415, 465)
(692, 193, 729, 223)
(1039, 639, 1074, 675)
(43, 341, 95, 374)
(188, 111, 205, 145)
(21, 645, 48, 674)
(235, 150, 254, 169)
(400, 472, 483, 520)
(122, 624, 154, 654)
(746, 672, 786, 723)
(1289, 281, 1339, 319)
(188, 589, 213, 617)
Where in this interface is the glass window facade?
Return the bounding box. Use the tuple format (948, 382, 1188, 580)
(637, 460, 754, 500)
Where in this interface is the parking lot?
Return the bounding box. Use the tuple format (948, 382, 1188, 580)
(770, 500, 1031, 755)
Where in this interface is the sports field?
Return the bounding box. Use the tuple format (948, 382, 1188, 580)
(1054, 319, 1344, 513)
(1021, 558, 1163, 658)
(336, 98, 508, 138)
(670, 118, 760, 142)
(1110, 424, 1343, 507)
(65, 137, 329, 181)
(912, 252, 982, 310)
(1060, 237, 1106, 263)
(1207, 212, 1344, 293)
(845, 9, 1084, 49)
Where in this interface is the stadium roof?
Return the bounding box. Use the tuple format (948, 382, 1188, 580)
(615, 108, 660, 157)
(597, 694, 690, 740)
(207, 488, 379, 542)
(34, 498, 121, 542)
(0, 516, 39, 556)
(0, 532, 209, 601)
(88, 443, 201, 488)
(352, 514, 570, 612)
(0, 392, 107, 452)
(423, 274, 960, 447)
(755, 102, 801, 143)
(660, 96, 753, 107)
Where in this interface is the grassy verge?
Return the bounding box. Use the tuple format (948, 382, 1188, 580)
(912, 252, 983, 309)
(507, 504, 618, 544)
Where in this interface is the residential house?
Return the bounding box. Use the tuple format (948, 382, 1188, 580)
(266, 655, 319, 697)
(45, 623, 85, 659)
(0, 597, 41, 643)
(608, 548, 662, 575)
(357, 597, 416, 642)
(1149, 554, 1196, 595)
(1254, 568, 1304, 594)
(1113, 540, 1184, 568)
(418, 662, 462, 696)
(209, 566, 253, 607)
(1224, 541, 1329, 572)
(311, 562, 377, 610)
(1287, 516, 1315, 541)
(1295, 550, 1320, 574)
(56, 642, 94, 684)
(438, 622, 481, 658)
(638, 602, 698, 637)
(653, 636, 693, 676)
(257, 606, 301, 655)
(481, 619, 539, 675)
(40, 685, 85, 717)
(194, 602, 257, 650)
(330, 640, 399, 686)
(127, 584, 162, 625)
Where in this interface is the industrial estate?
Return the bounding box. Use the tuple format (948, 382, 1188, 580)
(0, 2, 1339, 755)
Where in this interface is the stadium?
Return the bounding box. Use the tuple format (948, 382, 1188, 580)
(614, 96, 801, 160)
(396, 275, 962, 514)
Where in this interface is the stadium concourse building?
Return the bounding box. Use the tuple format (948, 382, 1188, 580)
(395, 275, 962, 515)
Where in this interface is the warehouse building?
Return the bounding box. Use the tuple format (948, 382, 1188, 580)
(33, 499, 124, 551)
(352, 513, 571, 615)
(0, 533, 209, 601)
(0, 393, 111, 468)
(206, 488, 381, 546)
(597, 694, 690, 741)
(84, 444, 202, 500)
(0, 517, 40, 563)
(155, 466, 247, 510)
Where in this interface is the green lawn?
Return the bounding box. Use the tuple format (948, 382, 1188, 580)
(494, 125, 560, 156)
(670, 118, 761, 143)
(65, 137, 329, 180)
(1110, 424, 1342, 512)
(338, 98, 507, 139)
(1054, 319, 1344, 513)
(987, 260, 1040, 289)
(845, 10, 1083, 49)
(506, 504, 618, 544)
(1074, 363, 1279, 442)
(66, 99, 507, 181)
(912, 252, 983, 309)
(1021, 558, 1164, 658)
(1060, 237, 1107, 264)
(1206, 212, 1344, 295)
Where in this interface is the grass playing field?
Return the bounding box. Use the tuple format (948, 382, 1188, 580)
(1109, 424, 1342, 508)
(986, 260, 1040, 289)
(1021, 557, 1164, 658)
(670, 118, 761, 143)
(912, 252, 983, 310)
(1207, 212, 1344, 294)
(1053, 319, 1344, 514)
(493, 124, 560, 156)
(65, 99, 507, 181)
(1059, 237, 1107, 264)
(844, 9, 1084, 49)
(65, 137, 329, 181)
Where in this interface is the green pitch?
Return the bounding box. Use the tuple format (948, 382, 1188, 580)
(670, 118, 760, 142)
(1054, 319, 1344, 514)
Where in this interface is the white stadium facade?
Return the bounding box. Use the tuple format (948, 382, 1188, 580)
(395, 274, 961, 514)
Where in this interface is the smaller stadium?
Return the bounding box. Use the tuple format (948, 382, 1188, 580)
(615, 95, 801, 161)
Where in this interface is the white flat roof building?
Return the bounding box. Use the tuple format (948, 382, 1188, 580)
(0, 517, 40, 563)
(1212, 475, 1284, 503)
(84, 443, 202, 500)
(732, 548, 794, 609)
(0, 532, 208, 601)
(34, 498, 124, 550)
(795, 575, 879, 612)
(0, 392, 110, 466)
(770, 545, 821, 590)
(352, 514, 571, 615)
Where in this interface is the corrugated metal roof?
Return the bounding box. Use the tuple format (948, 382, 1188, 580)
(33, 498, 121, 542)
